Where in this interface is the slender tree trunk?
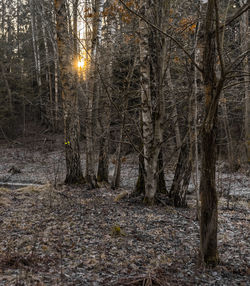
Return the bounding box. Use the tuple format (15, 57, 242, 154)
(54, 48, 59, 129)
(85, 0, 104, 188)
(54, 0, 84, 184)
(156, 149, 167, 194)
(30, 0, 43, 121)
(42, 19, 54, 129)
(166, 67, 181, 149)
(97, 0, 111, 184)
(221, 92, 236, 170)
(240, 1, 250, 163)
(170, 10, 202, 208)
(194, 15, 201, 220)
(51, 9, 59, 130)
(200, 0, 221, 265)
(111, 114, 126, 188)
(0, 61, 12, 114)
(111, 54, 137, 188)
(140, 34, 159, 203)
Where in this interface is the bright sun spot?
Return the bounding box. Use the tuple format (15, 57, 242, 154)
(78, 59, 84, 69)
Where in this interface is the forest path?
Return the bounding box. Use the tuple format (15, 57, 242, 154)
(0, 184, 249, 285)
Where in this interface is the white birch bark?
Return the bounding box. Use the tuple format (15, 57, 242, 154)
(85, 0, 104, 187)
(139, 1, 157, 202)
(42, 20, 54, 128)
(30, 0, 42, 116)
(139, 0, 168, 203)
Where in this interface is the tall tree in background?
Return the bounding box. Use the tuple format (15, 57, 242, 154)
(54, 0, 84, 184)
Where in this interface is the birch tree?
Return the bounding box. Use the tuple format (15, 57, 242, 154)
(139, 0, 169, 204)
(84, 0, 105, 188)
(29, 0, 42, 118)
(54, 0, 84, 184)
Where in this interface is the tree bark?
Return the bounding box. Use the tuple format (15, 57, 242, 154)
(97, 1, 111, 184)
(240, 1, 250, 163)
(30, 0, 43, 121)
(200, 0, 220, 265)
(85, 0, 104, 188)
(139, 0, 169, 204)
(0, 61, 12, 115)
(41, 17, 54, 129)
(166, 67, 181, 149)
(54, 0, 84, 184)
(169, 137, 191, 207)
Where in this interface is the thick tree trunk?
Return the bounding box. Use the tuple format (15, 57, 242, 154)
(139, 0, 168, 204)
(135, 148, 166, 196)
(200, 0, 220, 266)
(54, 0, 84, 184)
(200, 114, 218, 265)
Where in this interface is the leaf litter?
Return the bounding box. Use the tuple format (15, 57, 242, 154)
(0, 183, 249, 285)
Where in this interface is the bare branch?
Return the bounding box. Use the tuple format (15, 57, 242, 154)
(118, 0, 203, 73)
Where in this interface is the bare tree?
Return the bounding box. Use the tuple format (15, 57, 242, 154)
(138, 0, 169, 204)
(54, 0, 84, 184)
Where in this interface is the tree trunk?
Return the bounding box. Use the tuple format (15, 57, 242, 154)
(111, 53, 137, 189)
(240, 1, 250, 163)
(111, 117, 125, 189)
(41, 18, 54, 129)
(156, 149, 167, 194)
(135, 149, 145, 194)
(169, 138, 191, 207)
(200, 0, 219, 266)
(30, 0, 43, 121)
(135, 147, 166, 196)
(0, 61, 12, 115)
(166, 67, 181, 149)
(221, 92, 237, 170)
(97, 0, 111, 184)
(139, 0, 169, 204)
(85, 0, 104, 188)
(54, 0, 84, 184)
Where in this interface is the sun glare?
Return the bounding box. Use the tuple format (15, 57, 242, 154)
(78, 59, 85, 69)
(77, 52, 89, 79)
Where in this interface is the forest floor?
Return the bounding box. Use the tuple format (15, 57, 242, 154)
(0, 134, 249, 285)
